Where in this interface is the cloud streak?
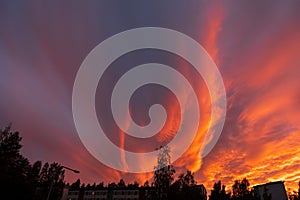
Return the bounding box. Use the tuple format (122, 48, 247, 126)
(0, 0, 300, 191)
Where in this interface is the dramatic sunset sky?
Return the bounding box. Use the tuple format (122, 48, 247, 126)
(1, 0, 300, 192)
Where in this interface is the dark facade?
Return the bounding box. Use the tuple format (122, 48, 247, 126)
(253, 181, 288, 200)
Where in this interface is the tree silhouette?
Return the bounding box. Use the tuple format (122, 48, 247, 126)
(150, 146, 175, 200)
(3, 125, 295, 200)
(169, 171, 207, 200)
(96, 181, 105, 189)
(209, 180, 230, 200)
(118, 179, 126, 188)
(144, 180, 150, 188)
(34, 162, 65, 200)
(127, 181, 139, 189)
(299, 181, 300, 199)
(70, 179, 81, 190)
(108, 182, 118, 189)
(177, 170, 196, 188)
(231, 178, 256, 200)
(28, 161, 43, 196)
(0, 125, 66, 200)
(289, 182, 300, 200)
(0, 125, 34, 199)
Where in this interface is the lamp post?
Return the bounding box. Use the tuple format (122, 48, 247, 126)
(62, 165, 80, 174)
(46, 165, 80, 200)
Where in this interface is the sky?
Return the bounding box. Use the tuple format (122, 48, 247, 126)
(1, 0, 300, 192)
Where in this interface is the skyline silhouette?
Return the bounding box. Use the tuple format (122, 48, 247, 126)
(1, 125, 295, 199)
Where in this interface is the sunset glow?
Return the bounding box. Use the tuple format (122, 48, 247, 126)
(0, 0, 300, 193)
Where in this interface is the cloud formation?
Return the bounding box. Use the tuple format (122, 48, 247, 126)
(0, 0, 300, 191)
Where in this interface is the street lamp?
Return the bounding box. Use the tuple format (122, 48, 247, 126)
(62, 165, 80, 174)
(46, 165, 80, 200)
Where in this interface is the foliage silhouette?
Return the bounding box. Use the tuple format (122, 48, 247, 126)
(0, 125, 65, 200)
(168, 171, 207, 200)
(231, 178, 258, 200)
(2, 125, 298, 200)
(288, 182, 300, 200)
(151, 146, 176, 200)
(209, 180, 230, 200)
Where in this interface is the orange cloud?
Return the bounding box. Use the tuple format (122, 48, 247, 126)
(197, 6, 300, 192)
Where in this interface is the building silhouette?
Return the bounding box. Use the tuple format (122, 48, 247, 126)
(253, 181, 288, 200)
